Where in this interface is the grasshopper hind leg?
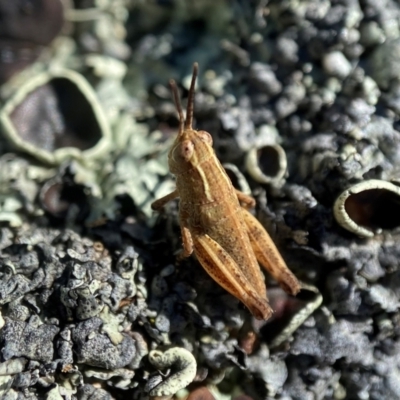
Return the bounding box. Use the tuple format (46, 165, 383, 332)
(193, 233, 273, 320)
(241, 208, 301, 296)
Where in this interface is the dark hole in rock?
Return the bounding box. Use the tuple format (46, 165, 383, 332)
(261, 287, 317, 343)
(10, 77, 103, 152)
(344, 188, 400, 231)
(0, 0, 64, 83)
(257, 146, 280, 177)
(91, 221, 123, 250)
(40, 180, 88, 220)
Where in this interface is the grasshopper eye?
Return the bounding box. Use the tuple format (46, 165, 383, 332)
(180, 140, 195, 161)
(197, 130, 213, 145)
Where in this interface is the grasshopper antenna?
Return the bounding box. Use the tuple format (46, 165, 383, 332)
(185, 62, 198, 130)
(170, 79, 184, 135)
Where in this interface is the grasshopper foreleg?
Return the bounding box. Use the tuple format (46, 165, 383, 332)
(151, 189, 179, 210)
(235, 189, 256, 209)
(178, 207, 194, 259)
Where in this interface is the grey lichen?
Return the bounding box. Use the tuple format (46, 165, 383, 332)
(71, 316, 136, 370)
(1, 316, 59, 363)
(148, 347, 197, 397)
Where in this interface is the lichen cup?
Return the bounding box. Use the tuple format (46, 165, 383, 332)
(333, 179, 400, 237)
(0, 69, 111, 165)
(245, 143, 287, 186)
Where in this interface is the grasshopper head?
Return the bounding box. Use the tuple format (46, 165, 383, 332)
(168, 63, 214, 173)
(169, 129, 213, 172)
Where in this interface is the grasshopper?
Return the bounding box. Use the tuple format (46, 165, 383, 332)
(151, 63, 300, 320)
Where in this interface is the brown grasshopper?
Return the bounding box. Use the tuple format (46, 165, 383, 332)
(151, 63, 300, 320)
